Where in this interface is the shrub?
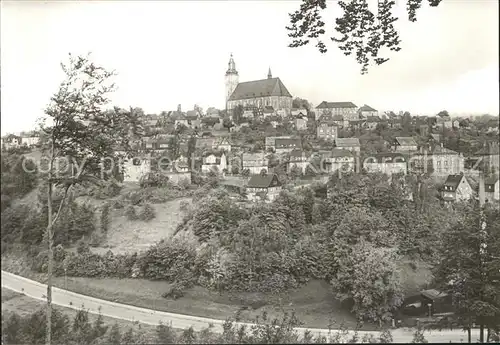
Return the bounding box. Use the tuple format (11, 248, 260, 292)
(139, 172, 169, 188)
(179, 200, 190, 212)
(139, 204, 156, 222)
(76, 240, 90, 255)
(125, 205, 138, 221)
(161, 282, 185, 300)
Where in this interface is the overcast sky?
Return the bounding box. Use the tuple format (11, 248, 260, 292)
(1, 0, 498, 135)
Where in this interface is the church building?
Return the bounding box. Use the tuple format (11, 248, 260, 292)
(225, 54, 293, 114)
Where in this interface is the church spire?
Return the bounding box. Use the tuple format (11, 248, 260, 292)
(267, 67, 272, 79)
(226, 53, 238, 76)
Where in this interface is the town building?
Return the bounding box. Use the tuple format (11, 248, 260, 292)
(315, 101, 358, 121)
(436, 113, 452, 130)
(286, 150, 312, 173)
(363, 153, 408, 175)
(364, 116, 381, 130)
(275, 138, 301, 154)
(322, 149, 355, 174)
(335, 137, 361, 153)
(358, 104, 378, 118)
(245, 174, 283, 202)
(225, 54, 293, 114)
(214, 137, 232, 152)
(294, 115, 308, 131)
(317, 121, 338, 141)
(440, 174, 474, 203)
(242, 153, 269, 175)
(393, 137, 418, 152)
(201, 152, 227, 173)
(484, 175, 499, 202)
(265, 136, 292, 151)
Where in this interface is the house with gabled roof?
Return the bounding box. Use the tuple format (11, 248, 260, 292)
(364, 116, 381, 130)
(335, 137, 361, 153)
(242, 152, 269, 175)
(358, 104, 378, 118)
(484, 175, 499, 202)
(265, 136, 292, 151)
(213, 137, 232, 152)
(291, 108, 307, 117)
(286, 150, 312, 173)
(393, 137, 418, 152)
(275, 138, 301, 154)
(201, 152, 227, 173)
(321, 149, 355, 173)
(441, 173, 474, 203)
(245, 173, 282, 202)
(317, 121, 338, 141)
(315, 101, 359, 121)
(294, 114, 308, 131)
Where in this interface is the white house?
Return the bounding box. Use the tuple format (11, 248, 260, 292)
(441, 174, 474, 203)
(364, 153, 407, 175)
(286, 150, 312, 173)
(122, 156, 151, 182)
(322, 149, 355, 173)
(484, 175, 499, 203)
(201, 152, 227, 173)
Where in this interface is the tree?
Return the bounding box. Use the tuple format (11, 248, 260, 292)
(39, 53, 131, 345)
(292, 97, 311, 110)
(331, 239, 404, 323)
(287, 0, 442, 74)
(107, 323, 121, 345)
(434, 202, 500, 342)
(437, 110, 449, 117)
(156, 322, 177, 344)
(233, 105, 244, 125)
(223, 117, 234, 132)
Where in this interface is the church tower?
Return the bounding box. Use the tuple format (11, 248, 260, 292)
(225, 53, 239, 108)
(267, 67, 272, 79)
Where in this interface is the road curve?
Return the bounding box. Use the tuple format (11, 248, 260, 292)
(2, 270, 478, 343)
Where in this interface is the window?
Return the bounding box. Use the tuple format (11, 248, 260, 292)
(132, 158, 141, 166)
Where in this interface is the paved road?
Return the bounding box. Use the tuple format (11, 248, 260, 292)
(2, 270, 480, 343)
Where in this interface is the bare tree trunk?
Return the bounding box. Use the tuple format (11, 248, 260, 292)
(467, 326, 471, 343)
(480, 324, 484, 343)
(46, 180, 53, 345)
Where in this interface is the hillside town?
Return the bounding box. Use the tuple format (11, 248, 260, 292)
(3, 55, 499, 205)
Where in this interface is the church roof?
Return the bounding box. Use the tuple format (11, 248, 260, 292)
(228, 78, 292, 101)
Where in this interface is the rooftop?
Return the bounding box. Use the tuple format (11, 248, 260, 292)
(316, 101, 357, 109)
(246, 174, 281, 188)
(229, 78, 292, 101)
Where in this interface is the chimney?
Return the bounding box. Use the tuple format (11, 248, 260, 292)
(441, 143, 443, 148)
(479, 172, 485, 207)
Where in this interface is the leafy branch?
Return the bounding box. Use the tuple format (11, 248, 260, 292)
(286, 0, 442, 74)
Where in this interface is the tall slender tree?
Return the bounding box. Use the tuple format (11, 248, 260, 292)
(40, 53, 132, 345)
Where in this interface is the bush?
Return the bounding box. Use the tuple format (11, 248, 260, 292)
(139, 172, 169, 188)
(125, 205, 138, 221)
(179, 200, 190, 212)
(161, 282, 185, 300)
(139, 204, 156, 222)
